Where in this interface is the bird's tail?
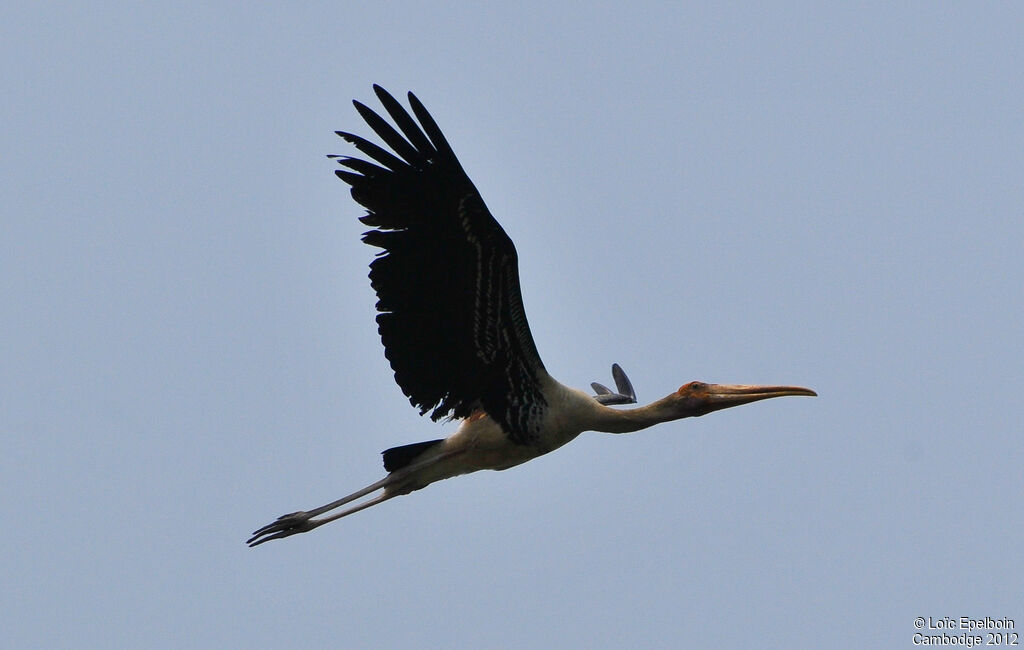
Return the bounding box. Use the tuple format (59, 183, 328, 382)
(381, 438, 445, 472)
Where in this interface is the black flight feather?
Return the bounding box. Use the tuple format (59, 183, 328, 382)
(333, 86, 549, 444)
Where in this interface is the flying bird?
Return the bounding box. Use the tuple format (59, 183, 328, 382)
(247, 86, 816, 546)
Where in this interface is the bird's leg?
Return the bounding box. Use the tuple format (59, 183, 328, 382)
(247, 475, 391, 546)
(247, 446, 465, 547)
(247, 491, 395, 547)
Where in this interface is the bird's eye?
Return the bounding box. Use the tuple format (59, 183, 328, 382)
(678, 381, 704, 395)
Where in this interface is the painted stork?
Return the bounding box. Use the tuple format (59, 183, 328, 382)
(247, 86, 816, 547)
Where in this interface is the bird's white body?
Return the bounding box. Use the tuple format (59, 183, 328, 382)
(386, 378, 600, 495)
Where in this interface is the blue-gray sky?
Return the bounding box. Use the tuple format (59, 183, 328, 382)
(4, 3, 1022, 647)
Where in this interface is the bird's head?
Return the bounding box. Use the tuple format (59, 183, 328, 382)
(669, 381, 817, 418)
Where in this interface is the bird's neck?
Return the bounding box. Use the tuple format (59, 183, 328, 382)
(586, 395, 681, 434)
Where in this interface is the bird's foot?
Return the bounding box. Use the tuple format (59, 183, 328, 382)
(247, 510, 319, 547)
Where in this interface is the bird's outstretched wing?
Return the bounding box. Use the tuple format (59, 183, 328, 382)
(333, 85, 548, 444)
(591, 363, 637, 405)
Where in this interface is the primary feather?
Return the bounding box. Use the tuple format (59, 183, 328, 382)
(334, 85, 549, 444)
